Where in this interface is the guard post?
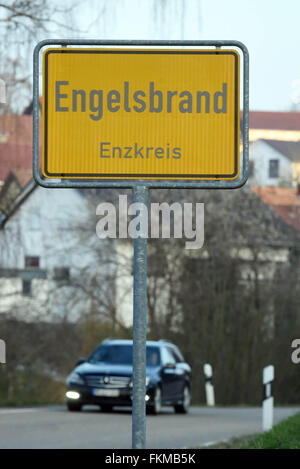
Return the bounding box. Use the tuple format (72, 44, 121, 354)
(262, 365, 275, 432)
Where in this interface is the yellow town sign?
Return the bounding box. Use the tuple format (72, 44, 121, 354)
(42, 48, 240, 180)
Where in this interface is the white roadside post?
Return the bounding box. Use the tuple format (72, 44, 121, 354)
(0, 78, 6, 103)
(203, 363, 215, 407)
(0, 339, 5, 364)
(262, 365, 274, 431)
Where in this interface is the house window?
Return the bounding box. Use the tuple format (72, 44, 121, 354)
(22, 280, 32, 296)
(30, 212, 41, 230)
(249, 161, 254, 178)
(25, 256, 40, 268)
(53, 267, 70, 281)
(269, 159, 279, 178)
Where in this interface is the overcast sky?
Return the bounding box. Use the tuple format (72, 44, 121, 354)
(200, 0, 300, 112)
(47, 0, 300, 112)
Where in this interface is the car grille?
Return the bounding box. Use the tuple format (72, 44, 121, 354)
(84, 375, 131, 388)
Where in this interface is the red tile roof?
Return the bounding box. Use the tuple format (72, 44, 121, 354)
(0, 114, 39, 182)
(252, 186, 300, 232)
(12, 168, 33, 188)
(0, 114, 33, 145)
(0, 143, 32, 181)
(272, 205, 300, 232)
(241, 111, 300, 131)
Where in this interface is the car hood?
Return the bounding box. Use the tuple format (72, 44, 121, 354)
(75, 362, 133, 376)
(74, 362, 157, 378)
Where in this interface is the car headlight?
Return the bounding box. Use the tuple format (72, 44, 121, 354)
(66, 372, 84, 386)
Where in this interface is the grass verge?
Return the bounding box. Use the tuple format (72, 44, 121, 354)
(0, 370, 65, 407)
(202, 412, 300, 449)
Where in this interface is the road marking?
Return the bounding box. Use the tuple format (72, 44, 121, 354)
(201, 438, 230, 447)
(0, 408, 39, 415)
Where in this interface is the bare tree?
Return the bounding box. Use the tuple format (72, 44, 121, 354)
(0, 0, 86, 113)
(145, 187, 300, 405)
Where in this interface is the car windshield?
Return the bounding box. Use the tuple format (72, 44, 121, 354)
(88, 344, 160, 367)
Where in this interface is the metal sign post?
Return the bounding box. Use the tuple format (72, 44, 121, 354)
(132, 185, 149, 449)
(33, 39, 249, 450)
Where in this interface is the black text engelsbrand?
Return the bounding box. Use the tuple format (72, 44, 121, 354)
(55, 81, 228, 121)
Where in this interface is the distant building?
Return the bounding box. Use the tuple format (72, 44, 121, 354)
(0, 99, 42, 188)
(1, 107, 300, 327)
(248, 139, 300, 187)
(241, 111, 300, 142)
(0, 172, 299, 330)
(0, 179, 133, 327)
(0, 169, 32, 214)
(240, 111, 300, 187)
(22, 97, 42, 116)
(0, 114, 35, 187)
(252, 186, 300, 233)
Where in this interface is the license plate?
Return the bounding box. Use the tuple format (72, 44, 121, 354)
(92, 388, 120, 397)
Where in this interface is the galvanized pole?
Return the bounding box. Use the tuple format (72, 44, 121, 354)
(132, 185, 149, 449)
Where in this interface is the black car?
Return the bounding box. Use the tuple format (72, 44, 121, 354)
(65, 338, 191, 414)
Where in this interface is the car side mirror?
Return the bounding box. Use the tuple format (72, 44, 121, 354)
(76, 357, 86, 366)
(164, 362, 176, 370)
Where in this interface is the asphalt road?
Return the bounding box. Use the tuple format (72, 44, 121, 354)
(0, 405, 299, 449)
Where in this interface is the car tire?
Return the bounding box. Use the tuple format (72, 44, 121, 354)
(100, 404, 113, 412)
(174, 385, 191, 414)
(67, 402, 82, 412)
(147, 386, 162, 415)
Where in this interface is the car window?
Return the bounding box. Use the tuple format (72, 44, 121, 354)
(161, 346, 176, 366)
(167, 347, 181, 363)
(171, 347, 184, 363)
(88, 344, 160, 367)
(147, 347, 160, 367)
(89, 345, 133, 365)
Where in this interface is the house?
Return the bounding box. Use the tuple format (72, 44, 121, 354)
(265, 140, 300, 186)
(240, 111, 300, 187)
(0, 169, 32, 214)
(248, 139, 300, 187)
(0, 114, 35, 188)
(0, 174, 299, 333)
(0, 79, 5, 104)
(252, 186, 300, 233)
(0, 99, 42, 187)
(0, 179, 133, 327)
(241, 111, 300, 142)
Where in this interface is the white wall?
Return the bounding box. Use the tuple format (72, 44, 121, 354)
(0, 185, 92, 271)
(249, 140, 292, 187)
(0, 186, 120, 322)
(115, 241, 133, 328)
